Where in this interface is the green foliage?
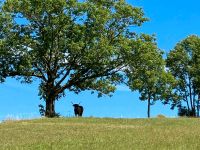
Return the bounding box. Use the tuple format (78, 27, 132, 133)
(0, 8, 13, 82)
(38, 104, 45, 116)
(126, 35, 163, 95)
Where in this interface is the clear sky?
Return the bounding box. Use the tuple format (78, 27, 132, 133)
(1, 0, 200, 121)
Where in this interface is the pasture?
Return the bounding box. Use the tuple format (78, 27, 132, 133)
(0, 117, 200, 150)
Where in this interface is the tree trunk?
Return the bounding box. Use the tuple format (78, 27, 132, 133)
(186, 99, 190, 113)
(192, 88, 196, 117)
(184, 92, 191, 116)
(197, 94, 200, 117)
(197, 100, 199, 117)
(44, 74, 57, 118)
(184, 91, 190, 109)
(188, 78, 195, 116)
(147, 96, 151, 118)
(45, 95, 56, 117)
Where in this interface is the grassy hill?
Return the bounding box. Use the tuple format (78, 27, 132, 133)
(0, 117, 200, 150)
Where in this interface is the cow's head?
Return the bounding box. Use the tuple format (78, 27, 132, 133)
(72, 102, 81, 108)
(73, 104, 79, 107)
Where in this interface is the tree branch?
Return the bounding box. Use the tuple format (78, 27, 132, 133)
(56, 62, 124, 94)
(34, 63, 48, 82)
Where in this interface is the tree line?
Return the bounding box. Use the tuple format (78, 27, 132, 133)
(0, 0, 200, 118)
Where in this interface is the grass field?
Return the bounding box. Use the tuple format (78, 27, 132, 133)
(0, 117, 200, 150)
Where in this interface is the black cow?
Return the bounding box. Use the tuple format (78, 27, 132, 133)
(72, 103, 84, 117)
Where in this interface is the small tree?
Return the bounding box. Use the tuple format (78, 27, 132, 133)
(126, 35, 174, 118)
(1, 0, 148, 117)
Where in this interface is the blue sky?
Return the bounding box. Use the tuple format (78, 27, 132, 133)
(1, 0, 200, 120)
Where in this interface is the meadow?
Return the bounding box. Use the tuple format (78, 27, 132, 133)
(0, 117, 200, 150)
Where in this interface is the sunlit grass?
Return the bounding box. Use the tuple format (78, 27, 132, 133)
(0, 117, 200, 150)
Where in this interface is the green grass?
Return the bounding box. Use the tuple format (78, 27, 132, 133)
(0, 117, 200, 150)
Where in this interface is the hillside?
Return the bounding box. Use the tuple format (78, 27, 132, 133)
(0, 117, 200, 150)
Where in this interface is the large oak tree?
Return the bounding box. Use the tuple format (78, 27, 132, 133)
(1, 0, 147, 117)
